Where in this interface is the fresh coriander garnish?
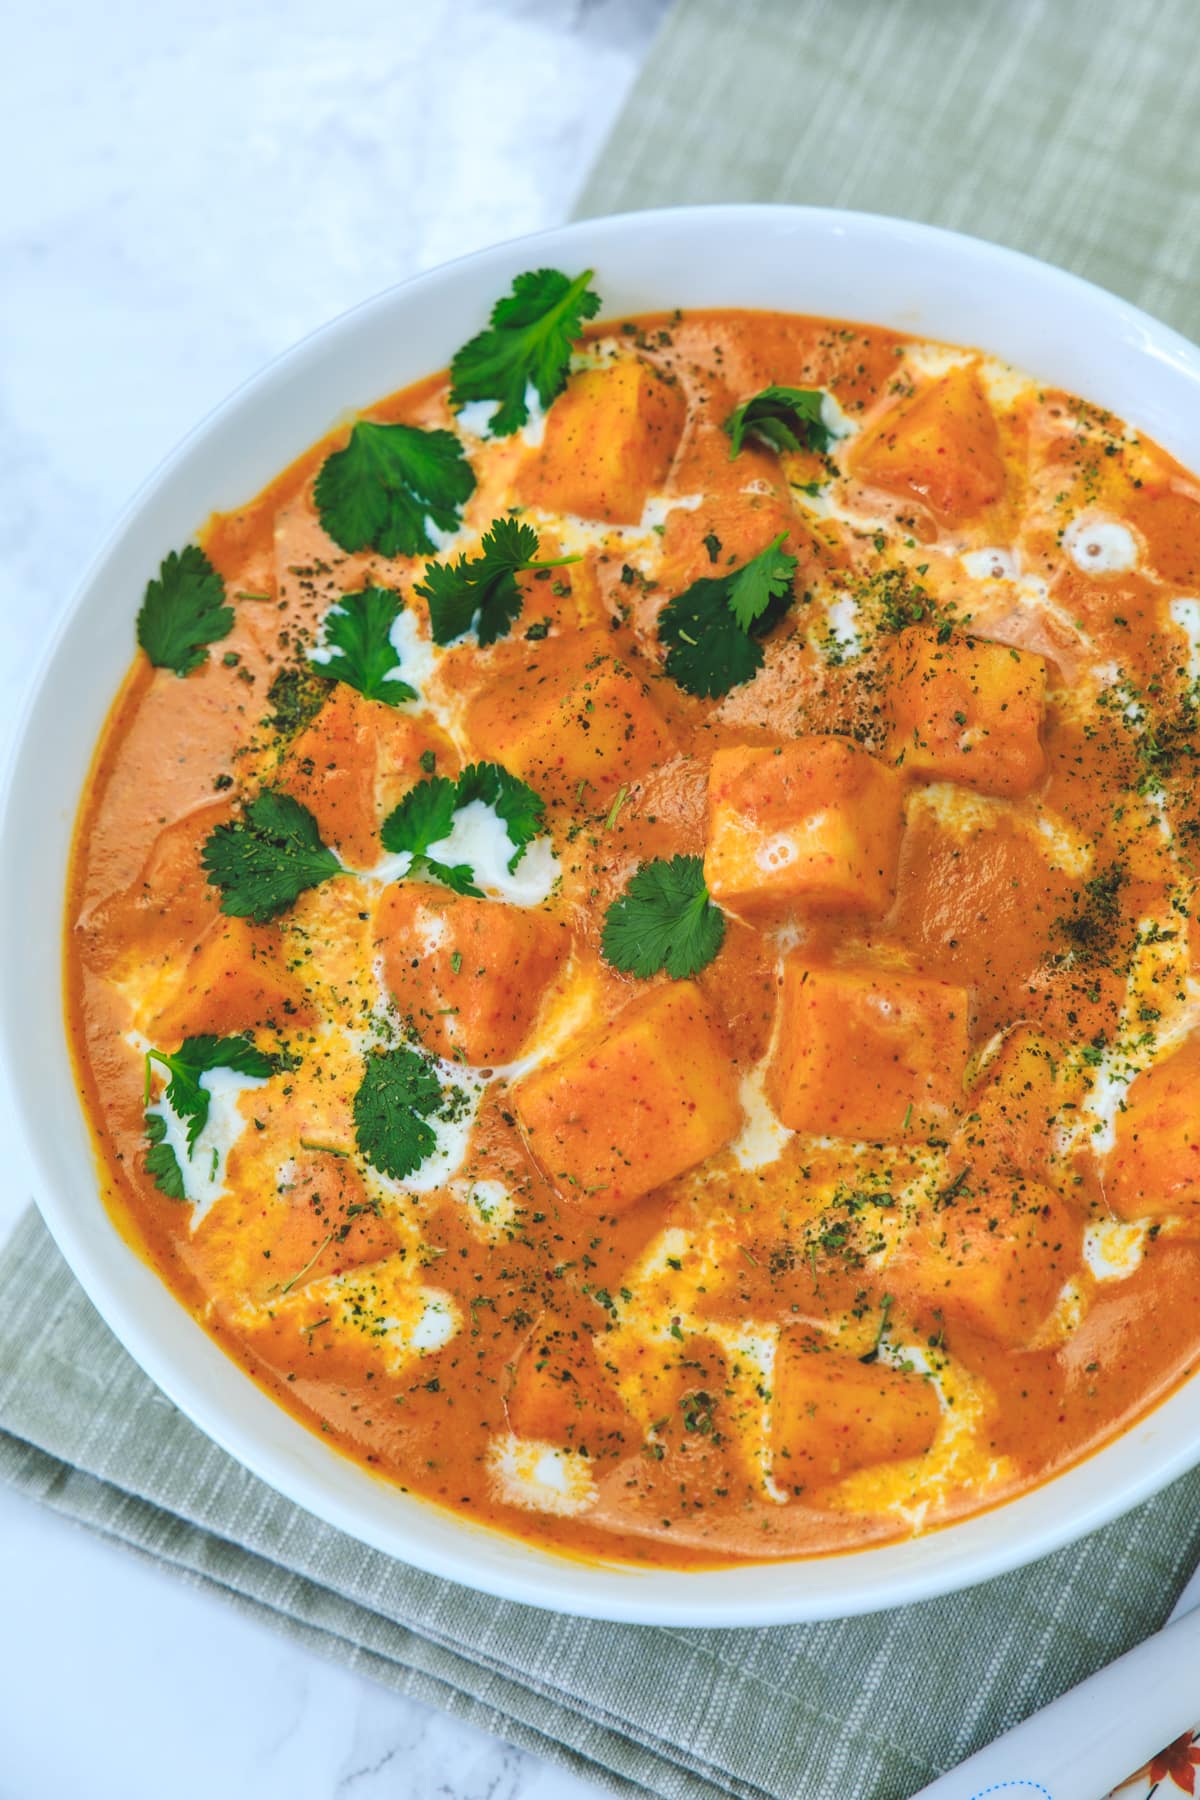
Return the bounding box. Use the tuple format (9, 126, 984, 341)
(353, 1045, 447, 1180)
(859, 1294, 894, 1366)
(309, 586, 416, 704)
(658, 532, 797, 697)
(144, 1034, 276, 1149)
(144, 1115, 186, 1199)
(724, 385, 833, 458)
(453, 762, 545, 859)
(136, 545, 234, 677)
(1054, 863, 1129, 964)
(449, 267, 601, 437)
(313, 421, 475, 558)
(143, 1034, 277, 1199)
(417, 516, 580, 646)
(379, 762, 546, 896)
(380, 776, 466, 890)
(601, 855, 725, 979)
(605, 784, 629, 830)
(873, 568, 966, 640)
(202, 790, 343, 922)
(265, 663, 331, 740)
(278, 1233, 334, 1296)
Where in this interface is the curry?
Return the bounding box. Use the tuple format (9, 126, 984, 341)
(66, 273, 1200, 1566)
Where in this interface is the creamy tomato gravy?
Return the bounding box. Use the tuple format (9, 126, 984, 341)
(68, 306, 1200, 1567)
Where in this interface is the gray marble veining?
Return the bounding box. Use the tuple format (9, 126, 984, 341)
(0, 2, 667, 1793)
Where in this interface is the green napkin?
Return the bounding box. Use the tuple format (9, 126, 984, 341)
(577, 0, 1200, 338)
(8, 1, 1200, 1794)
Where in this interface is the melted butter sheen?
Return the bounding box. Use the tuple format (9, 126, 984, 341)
(66, 308, 1200, 1571)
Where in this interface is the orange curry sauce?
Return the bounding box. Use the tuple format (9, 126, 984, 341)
(67, 308, 1200, 1566)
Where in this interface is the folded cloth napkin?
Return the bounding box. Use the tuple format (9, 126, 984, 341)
(576, 0, 1200, 340)
(8, 1, 1200, 1795)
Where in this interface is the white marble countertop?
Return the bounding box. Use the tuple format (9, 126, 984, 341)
(0, 2, 665, 1792)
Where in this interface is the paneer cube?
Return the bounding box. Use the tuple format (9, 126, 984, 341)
(376, 882, 568, 1065)
(772, 1338, 940, 1487)
(465, 629, 675, 806)
(517, 542, 604, 636)
(514, 981, 741, 1209)
(852, 363, 1006, 525)
(657, 491, 817, 594)
(884, 628, 1048, 797)
(507, 1314, 630, 1456)
(194, 1147, 398, 1309)
(89, 799, 231, 975)
(278, 1150, 399, 1275)
(516, 357, 687, 524)
(704, 737, 905, 918)
(955, 1026, 1078, 1181)
(767, 960, 970, 1141)
(148, 917, 314, 1040)
(887, 1174, 1078, 1346)
(614, 1333, 733, 1446)
(1107, 1037, 1200, 1222)
(279, 686, 447, 867)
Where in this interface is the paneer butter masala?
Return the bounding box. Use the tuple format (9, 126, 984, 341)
(69, 272, 1200, 1566)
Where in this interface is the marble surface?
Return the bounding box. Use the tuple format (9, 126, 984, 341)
(0, 1, 666, 1793)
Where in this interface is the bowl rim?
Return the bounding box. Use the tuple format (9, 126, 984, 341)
(5, 200, 1200, 1628)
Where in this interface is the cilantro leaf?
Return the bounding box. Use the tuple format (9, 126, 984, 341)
(202, 790, 343, 922)
(353, 1045, 446, 1180)
(417, 515, 580, 646)
(454, 762, 546, 870)
(309, 585, 416, 704)
(449, 267, 602, 437)
(658, 533, 798, 698)
(379, 773, 475, 894)
(601, 856, 725, 980)
(659, 579, 764, 697)
(145, 1034, 276, 1155)
(724, 385, 833, 458)
(313, 421, 475, 559)
(144, 1112, 187, 1199)
(417, 557, 505, 647)
(379, 761, 546, 894)
(382, 775, 459, 853)
(136, 545, 234, 677)
(725, 531, 798, 631)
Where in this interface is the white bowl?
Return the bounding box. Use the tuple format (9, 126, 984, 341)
(5, 204, 1200, 1627)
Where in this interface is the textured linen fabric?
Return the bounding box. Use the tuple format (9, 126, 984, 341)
(7, 2, 1200, 1794)
(576, 0, 1200, 338)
